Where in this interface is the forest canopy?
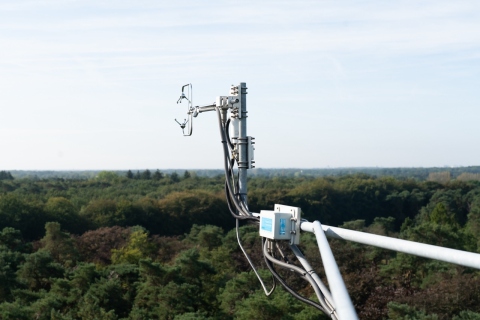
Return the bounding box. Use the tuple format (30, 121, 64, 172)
(0, 169, 480, 319)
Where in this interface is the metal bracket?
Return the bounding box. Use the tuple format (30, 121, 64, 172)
(248, 136, 255, 169)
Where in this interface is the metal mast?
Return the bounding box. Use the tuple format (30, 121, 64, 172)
(236, 83, 249, 205)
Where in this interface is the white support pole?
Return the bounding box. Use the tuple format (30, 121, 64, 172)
(301, 222, 480, 270)
(310, 221, 359, 320)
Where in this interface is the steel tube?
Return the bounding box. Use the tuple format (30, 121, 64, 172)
(238, 82, 248, 203)
(196, 105, 216, 113)
(310, 221, 359, 320)
(301, 222, 480, 270)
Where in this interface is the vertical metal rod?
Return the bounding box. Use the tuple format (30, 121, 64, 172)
(311, 221, 359, 320)
(238, 82, 248, 204)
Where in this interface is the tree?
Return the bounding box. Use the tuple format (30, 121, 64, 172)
(234, 287, 306, 320)
(134, 171, 141, 180)
(427, 171, 451, 184)
(141, 170, 151, 180)
(126, 170, 134, 179)
(0, 227, 23, 250)
(80, 199, 120, 228)
(111, 228, 156, 265)
(184, 224, 224, 250)
(184, 171, 191, 179)
(16, 250, 65, 291)
(130, 259, 167, 319)
(44, 197, 85, 235)
(157, 191, 230, 235)
(0, 171, 14, 180)
(0, 301, 32, 319)
(96, 171, 119, 183)
(387, 302, 439, 320)
(75, 226, 131, 265)
(40, 222, 78, 266)
(0, 194, 47, 240)
(152, 170, 164, 181)
(76, 277, 127, 319)
(170, 172, 180, 183)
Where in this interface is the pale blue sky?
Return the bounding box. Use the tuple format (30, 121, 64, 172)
(1, 0, 479, 170)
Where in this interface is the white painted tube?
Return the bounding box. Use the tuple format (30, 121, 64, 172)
(310, 221, 359, 320)
(301, 222, 480, 270)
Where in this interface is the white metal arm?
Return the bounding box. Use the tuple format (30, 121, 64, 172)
(300, 222, 480, 270)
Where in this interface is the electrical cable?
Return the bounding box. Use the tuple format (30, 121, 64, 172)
(236, 219, 275, 296)
(225, 118, 234, 150)
(262, 238, 329, 314)
(223, 110, 252, 215)
(216, 107, 251, 217)
(225, 182, 257, 221)
(290, 244, 337, 316)
(263, 239, 334, 315)
(274, 242, 289, 263)
(225, 121, 251, 217)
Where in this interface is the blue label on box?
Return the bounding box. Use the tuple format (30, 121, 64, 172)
(279, 218, 286, 235)
(261, 217, 273, 232)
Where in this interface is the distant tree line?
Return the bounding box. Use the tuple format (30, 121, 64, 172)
(8, 166, 480, 180)
(125, 169, 193, 182)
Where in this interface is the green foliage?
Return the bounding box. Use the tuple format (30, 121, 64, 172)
(41, 222, 78, 266)
(234, 288, 305, 320)
(218, 271, 270, 317)
(171, 171, 180, 182)
(453, 311, 480, 320)
(96, 171, 121, 183)
(0, 194, 47, 240)
(157, 191, 231, 235)
(387, 302, 439, 320)
(152, 169, 164, 180)
(185, 224, 224, 250)
(0, 173, 480, 319)
(0, 244, 24, 301)
(75, 226, 131, 266)
(0, 171, 14, 180)
(0, 301, 32, 319)
(16, 250, 65, 291)
(111, 228, 155, 265)
(141, 169, 151, 180)
(44, 197, 86, 234)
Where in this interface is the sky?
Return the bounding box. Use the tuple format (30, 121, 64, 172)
(0, 0, 479, 170)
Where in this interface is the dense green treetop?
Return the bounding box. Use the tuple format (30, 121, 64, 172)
(0, 172, 480, 318)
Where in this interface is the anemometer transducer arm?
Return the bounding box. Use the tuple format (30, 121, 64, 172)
(175, 83, 255, 202)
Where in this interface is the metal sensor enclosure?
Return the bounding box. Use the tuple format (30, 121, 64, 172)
(259, 204, 301, 244)
(260, 210, 292, 241)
